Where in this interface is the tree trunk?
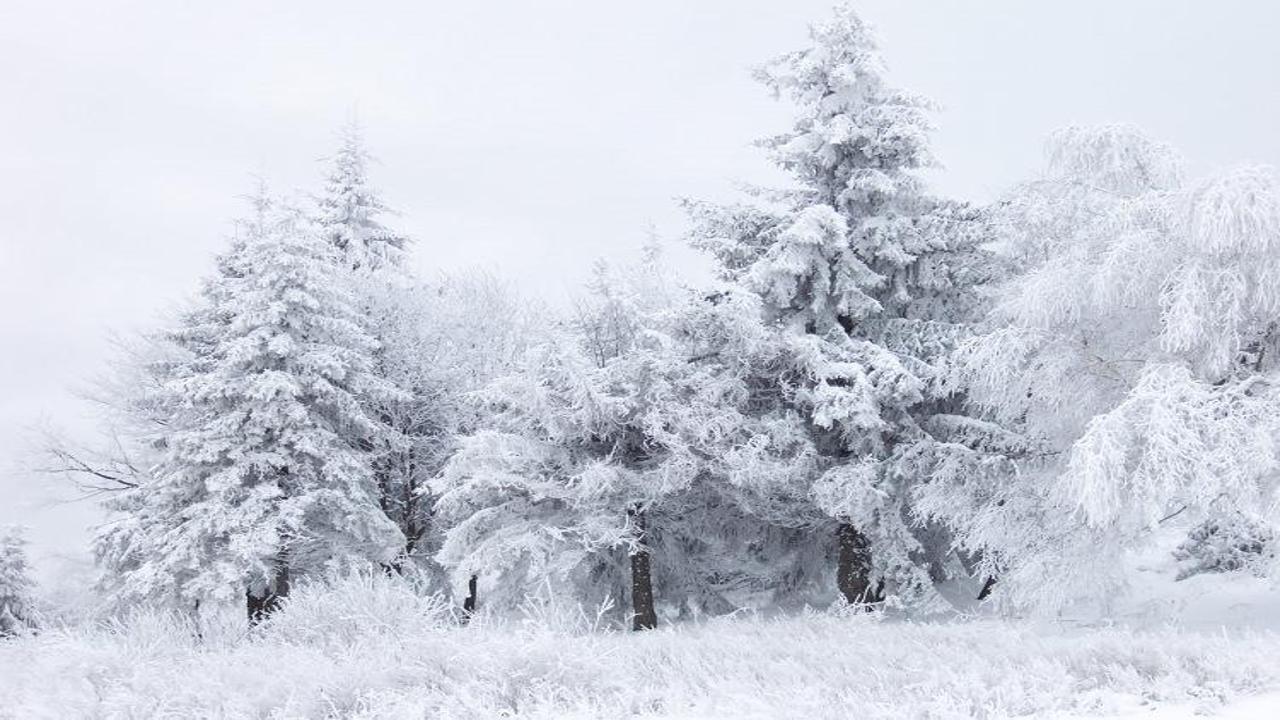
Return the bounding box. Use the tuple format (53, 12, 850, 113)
(836, 522, 882, 606)
(628, 507, 658, 631)
(461, 574, 478, 622)
(246, 563, 291, 626)
(977, 575, 997, 601)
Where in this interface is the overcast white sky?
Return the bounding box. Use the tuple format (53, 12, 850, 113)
(3, 0, 1280, 582)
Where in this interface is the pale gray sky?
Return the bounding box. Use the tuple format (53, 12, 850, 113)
(3, 0, 1280, 583)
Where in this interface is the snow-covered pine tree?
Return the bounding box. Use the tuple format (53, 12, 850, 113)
(941, 124, 1280, 612)
(684, 4, 996, 609)
(96, 195, 403, 619)
(0, 526, 36, 637)
(316, 122, 410, 273)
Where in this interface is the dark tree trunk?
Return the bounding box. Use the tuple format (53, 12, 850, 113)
(977, 575, 997, 601)
(461, 574, 478, 622)
(400, 467, 420, 566)
(246, 563, 291, 626)
(246, 588, 266, 625)
(628, 507, 658, 631)
(836, 522, 882, 606)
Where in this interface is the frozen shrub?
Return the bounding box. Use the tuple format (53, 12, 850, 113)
(0, 526, 36, 637)
(1175, 514, 1276, 580)
(254, 570, 456, 649)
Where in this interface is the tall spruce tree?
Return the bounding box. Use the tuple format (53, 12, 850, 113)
(96, 196, 402, 618)
(685, 4, 996, 608)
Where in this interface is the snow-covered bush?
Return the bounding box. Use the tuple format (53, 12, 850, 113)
(255, 570, 456, 650)
(0, 526, 36, 636)
(1175, 513, 1277, 581)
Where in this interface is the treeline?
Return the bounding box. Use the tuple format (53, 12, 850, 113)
(48, 4, 1280, 627)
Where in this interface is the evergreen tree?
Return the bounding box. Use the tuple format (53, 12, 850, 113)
(0, 526, 36, 637)
(684, 4, 996, 608)
(316, 122, 410, 273)
(96, 197, 403, 617)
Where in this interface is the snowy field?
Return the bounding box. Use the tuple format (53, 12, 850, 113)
(2, 575, 1279, 719)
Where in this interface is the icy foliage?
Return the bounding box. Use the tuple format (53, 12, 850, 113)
(40, 191, 288, 499)
(77, 135, 537, 610)
(939, 124, 1280, 612)
(745, 204, 879, 335)
(1163, 165, 1280, 376)
(1045, 125, 1183, 195)
(0, 527, 36, 636)
(359, 272, 537, 577)
(756, 5, 935, 210)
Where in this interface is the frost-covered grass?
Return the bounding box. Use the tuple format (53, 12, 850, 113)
(2, 574, 1278, 719)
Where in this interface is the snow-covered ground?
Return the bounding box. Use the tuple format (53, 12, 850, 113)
(3, 574, 1279, 719)
(1122, 694, 1280, 720)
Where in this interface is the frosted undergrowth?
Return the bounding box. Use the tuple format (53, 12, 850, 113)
(1, 574, 1277, 719)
